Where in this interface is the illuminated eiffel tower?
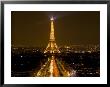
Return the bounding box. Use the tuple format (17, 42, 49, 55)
(44, 16, 60, 53)
(32, 16, 76, 77)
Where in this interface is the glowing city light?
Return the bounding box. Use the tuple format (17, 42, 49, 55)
(44, 16, 60, 53)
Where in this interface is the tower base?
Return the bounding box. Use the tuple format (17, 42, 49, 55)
(44, 41, 60, 53)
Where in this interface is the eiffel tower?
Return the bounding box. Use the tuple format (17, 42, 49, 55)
(44, 16, 60, 53)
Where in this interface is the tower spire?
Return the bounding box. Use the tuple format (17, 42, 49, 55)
(44, 16, 60, 53)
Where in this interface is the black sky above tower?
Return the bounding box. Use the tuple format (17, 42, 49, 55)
(11, 11, 100, 47)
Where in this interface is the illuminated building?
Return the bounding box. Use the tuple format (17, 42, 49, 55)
(44, 16, 60, 53)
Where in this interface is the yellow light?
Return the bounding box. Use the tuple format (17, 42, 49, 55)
(44, 16, 60, 54)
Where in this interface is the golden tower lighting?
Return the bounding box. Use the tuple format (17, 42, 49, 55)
(44, 16, 60, 53)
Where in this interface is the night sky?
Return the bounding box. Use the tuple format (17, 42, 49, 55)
(11, 11, 100, 47)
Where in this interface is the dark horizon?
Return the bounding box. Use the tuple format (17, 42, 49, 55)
(11, 11, 100, 47)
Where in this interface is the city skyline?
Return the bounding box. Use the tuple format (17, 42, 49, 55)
(11, 11, 100, 77)
(11, 11, 100, 47)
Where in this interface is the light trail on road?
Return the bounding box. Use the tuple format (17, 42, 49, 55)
(33, 55, 76, 77)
